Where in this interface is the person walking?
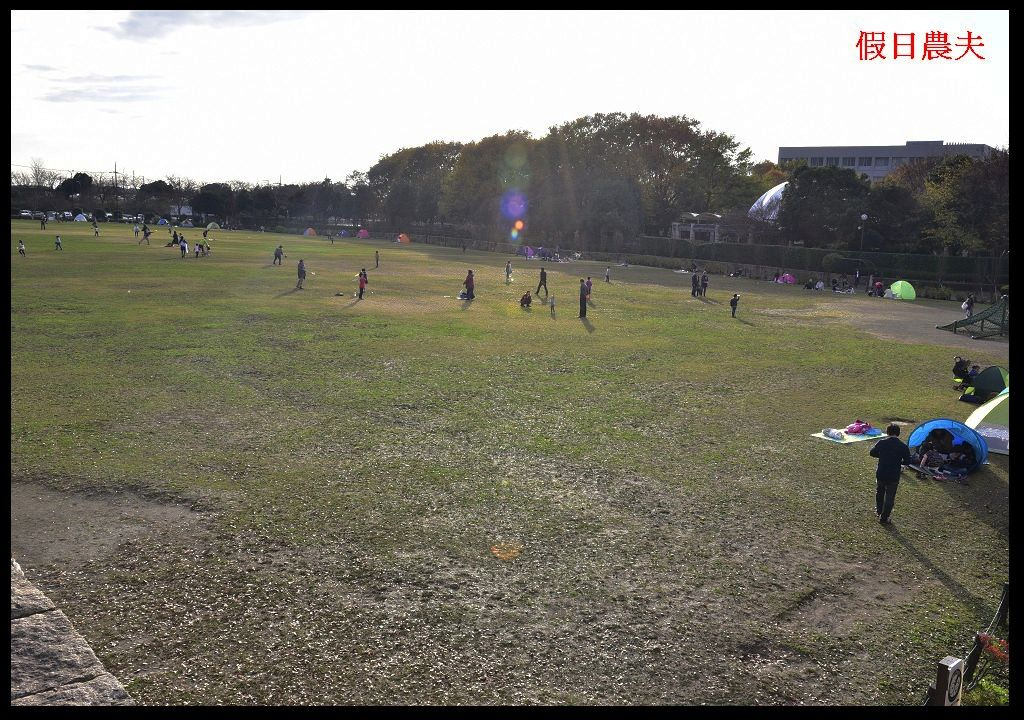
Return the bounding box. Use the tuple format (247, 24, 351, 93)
(55, 235, 62, 250)
(605, 266, 610, 283)
(141, 226, 151, 245)
(93, 222, 100, 238)
(854, 268, 860, 288)
(700, 271, 709, 297)
(729, 293, 739, 318)
(273, 245, 284, 266)
(40, 216, 47, 230)
(463, 269, 475, 299)
(358, 269, 368, 299)
(18, 239, 26, 256)
(963, 294, 975, 319)
(585, 276, 593, 302)
(537, 267, 548, 296)
(173, 230, 179, 245)
(133, 224, 140, 240)
(578, 278, 587, 318)
(691, 272, 700, 298)
(180, 238, 188, 258)
(505, 260, 513, 284)
(375, 250, 379, 269)
(869, 423, 911, 525)
(296, 259, 307, 289)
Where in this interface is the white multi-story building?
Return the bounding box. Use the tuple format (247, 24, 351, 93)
(777, 140, 995, 183)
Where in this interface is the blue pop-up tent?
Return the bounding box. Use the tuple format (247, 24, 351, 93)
(907, 418, 989, 472)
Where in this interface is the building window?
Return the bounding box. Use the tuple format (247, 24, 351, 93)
(858, 157, 872, 166)
(874, 157, 890, 167)
(809, 157, 824, 166)
(842, 157, 856, 166)
(826, 157, 839, 166)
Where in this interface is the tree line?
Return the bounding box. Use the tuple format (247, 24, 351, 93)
(11, 112, 1008, 258)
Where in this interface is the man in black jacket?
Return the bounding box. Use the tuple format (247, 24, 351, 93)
(869, 423, 911, 524)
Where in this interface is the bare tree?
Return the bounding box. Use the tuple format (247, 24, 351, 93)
(30, 158, 60, 190)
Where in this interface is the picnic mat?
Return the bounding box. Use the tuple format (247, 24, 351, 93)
(811, 428, 883, 444)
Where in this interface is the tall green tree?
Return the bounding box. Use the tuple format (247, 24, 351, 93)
(776, 165, 870, 248)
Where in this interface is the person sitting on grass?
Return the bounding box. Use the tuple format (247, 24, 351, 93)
(953, 356, 971, 385)
(962, 365, 981, 389)
(520, 290, 532, 308)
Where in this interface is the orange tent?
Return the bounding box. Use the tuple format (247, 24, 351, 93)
(398, 233, 411, 244)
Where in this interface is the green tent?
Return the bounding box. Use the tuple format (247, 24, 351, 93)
(971, 366, 1009, 396)
(890, 280, 916, 300)
(965, 391, 1009, 454)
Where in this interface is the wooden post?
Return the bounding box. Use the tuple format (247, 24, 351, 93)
(928, 656, 964, 705)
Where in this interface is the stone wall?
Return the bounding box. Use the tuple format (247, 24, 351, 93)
(10, 558, 134, 706)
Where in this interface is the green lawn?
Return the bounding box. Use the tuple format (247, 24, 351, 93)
(10, 220, 1009, 705)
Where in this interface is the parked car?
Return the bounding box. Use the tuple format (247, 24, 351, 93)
(63, 211, 73, 219)
(19, 210, 32, 218)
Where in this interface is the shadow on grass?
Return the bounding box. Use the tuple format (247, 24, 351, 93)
(580, 316, 595, 333)
(935, 456, 1009, 536)
(887, 526, 991, 619)
(698, 297, 722, 305)
(275, 287, 301, 297)
(735, 316, 756, 326)
(550, 305, 556, 319)
(460, 299, 474, 311)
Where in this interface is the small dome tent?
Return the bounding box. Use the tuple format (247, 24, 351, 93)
(206, 222, 220, 230)
(908, 419, 988, 473)
(357, 228, 370, 239)
(397, 233, 411, 244)
(890, 280, 916, 300)
(73, 213, 88, 222)
(779, 273, 796, 284)
(965, 391, 1009, 455)
(961, 365, 1009, 403)
(303, 227, 317, 237)
(157, 218, 169, 225)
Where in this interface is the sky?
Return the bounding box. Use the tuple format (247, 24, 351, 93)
(10, 10, 1010, 186)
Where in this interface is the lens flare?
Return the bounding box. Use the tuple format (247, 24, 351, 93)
(500, 189, 527, 220)
(514, 220, 524, 231)
(511, 229, 519, 239)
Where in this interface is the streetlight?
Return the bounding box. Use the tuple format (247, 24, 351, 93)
(860, 213, 868, 251)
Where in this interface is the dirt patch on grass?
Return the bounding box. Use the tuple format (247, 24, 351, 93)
(10, 481, 213, 570)
(816, 299, 1008, 358)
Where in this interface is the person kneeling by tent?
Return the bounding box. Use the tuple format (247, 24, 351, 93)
(520, 290, 532, 308)
(953, 356, 972, 387)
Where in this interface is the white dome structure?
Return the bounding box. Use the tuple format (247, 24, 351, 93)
(748, 181, 788, 222)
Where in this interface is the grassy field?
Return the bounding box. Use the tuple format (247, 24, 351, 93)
(10, 220, 1009, 705)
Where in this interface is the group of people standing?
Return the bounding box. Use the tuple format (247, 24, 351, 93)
(173, 229, 210, 258)
(690, 271, 709, 297)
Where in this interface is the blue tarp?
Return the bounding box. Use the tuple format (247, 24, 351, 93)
(907, 418, 989, 471)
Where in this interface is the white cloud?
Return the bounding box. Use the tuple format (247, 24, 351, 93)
(103, 10, 310, 40)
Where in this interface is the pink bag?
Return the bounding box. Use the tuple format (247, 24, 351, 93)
(845, 420, 872, 435)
